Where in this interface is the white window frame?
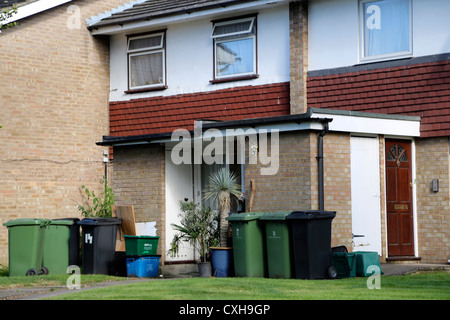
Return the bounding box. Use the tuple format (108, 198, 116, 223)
(359, 0, 413, 63)
(211, 16, 257, 80)
(211, 17, 255, 39)
(127, 32, 166, 90)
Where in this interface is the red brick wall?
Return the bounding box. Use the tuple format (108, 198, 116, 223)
(307, 59, 450, 138)
(110, 82, 290, 137)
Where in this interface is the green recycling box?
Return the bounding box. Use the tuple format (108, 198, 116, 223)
(354, 251, 383, 276)
(332, 252, 356, 278)
(3, 218, 50, 276)
(42, 219, 76, 275)
(226, 212, 267, 277)
(123, 235, 160, 256)
(260, 212, 293, 279)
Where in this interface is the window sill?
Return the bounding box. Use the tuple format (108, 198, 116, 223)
(358, 53, 413, 65)
(210, 74, 258, 84)
(125, 85, 167, 94)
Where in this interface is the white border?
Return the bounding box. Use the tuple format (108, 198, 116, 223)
(211, 17, 255, 39)
(309, 110, 421, 137)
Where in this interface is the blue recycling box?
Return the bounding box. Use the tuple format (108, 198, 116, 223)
(126, 256, 161, 277)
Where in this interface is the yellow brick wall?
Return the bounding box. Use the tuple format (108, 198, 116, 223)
(112, 145, 166, 258)
(378, 136, 387, 261)
(289, 1, 308, 115)
(415, 137, 450, 263)
(0, 0, 129, 266)
(244, 131, 352, 249)
(244, 131, 313, 212)
(322, 132, 352, 250)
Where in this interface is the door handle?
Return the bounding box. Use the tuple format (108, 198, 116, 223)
(352, 233, 365, 238)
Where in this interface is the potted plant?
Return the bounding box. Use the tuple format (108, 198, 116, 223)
(168, 200, 218, 277)
(203, 168, 243, 277)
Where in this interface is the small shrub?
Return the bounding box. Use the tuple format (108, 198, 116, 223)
(77, 179, 114, 218)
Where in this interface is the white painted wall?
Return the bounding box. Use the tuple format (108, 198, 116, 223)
(109, 5, 290, 102)
(308, 0, 450, 71)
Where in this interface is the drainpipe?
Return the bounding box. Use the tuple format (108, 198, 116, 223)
(317, 121, 329, 211)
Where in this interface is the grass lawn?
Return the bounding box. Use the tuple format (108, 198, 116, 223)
(49, 271, 449, 300)
(1, 266, 448, 300)
(0, 266, 126, 290)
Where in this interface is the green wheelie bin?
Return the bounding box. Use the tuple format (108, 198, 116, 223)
(260, 212, 293, 279)
(3, 218, 50, 276)
(226, 212, 267, 277)
(43, 219, 78, 274)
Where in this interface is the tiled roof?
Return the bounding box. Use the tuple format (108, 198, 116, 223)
(108, 82, 290, 137)
(0, 0, 27, 9)
(89, 0, 256, 28)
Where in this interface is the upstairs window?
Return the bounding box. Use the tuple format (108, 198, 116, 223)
(127, 32, 166, 91)
(211, 16, 257, 82)
(359, 0, 412, 62)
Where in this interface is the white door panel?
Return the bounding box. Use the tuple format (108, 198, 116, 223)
(351, 136, 382, 254)
(165, 150, 195, 262)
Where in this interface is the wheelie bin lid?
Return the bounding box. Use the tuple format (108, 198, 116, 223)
(53, 218, 80, 223)
(286, 210, 336, 220)
(77, 217, 122, 225)
(49, 219, 76, 226)
(3, 218, 50, 228)
(124, 235, 160, 239)
(226, 212, 266, 221)
(260, 211, 291, 220)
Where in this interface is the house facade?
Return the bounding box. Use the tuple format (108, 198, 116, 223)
(91, 0, 448, 275)
(307, 0, 449, 263)
(91, 0, 297, 274)
(0, 0, 129, 266)
(1, 0, 447, 274)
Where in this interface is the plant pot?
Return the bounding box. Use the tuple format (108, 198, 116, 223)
(198, 261, 211, 278)
(210, 247, 234, 277)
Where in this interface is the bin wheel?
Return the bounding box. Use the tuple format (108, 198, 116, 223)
(40, 267, 49, 275)
(26, 268, 39, 276)
(328, 266, 337, 279)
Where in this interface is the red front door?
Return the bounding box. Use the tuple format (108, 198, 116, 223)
(385, 139, 414, 256)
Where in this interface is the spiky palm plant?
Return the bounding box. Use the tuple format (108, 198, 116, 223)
(203, 168, 242, 246)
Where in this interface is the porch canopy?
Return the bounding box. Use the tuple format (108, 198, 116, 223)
(96, 108, 421, 147)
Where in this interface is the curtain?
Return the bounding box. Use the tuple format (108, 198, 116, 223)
(364, 0, 410, 57)
(130, 52, 163, 88)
